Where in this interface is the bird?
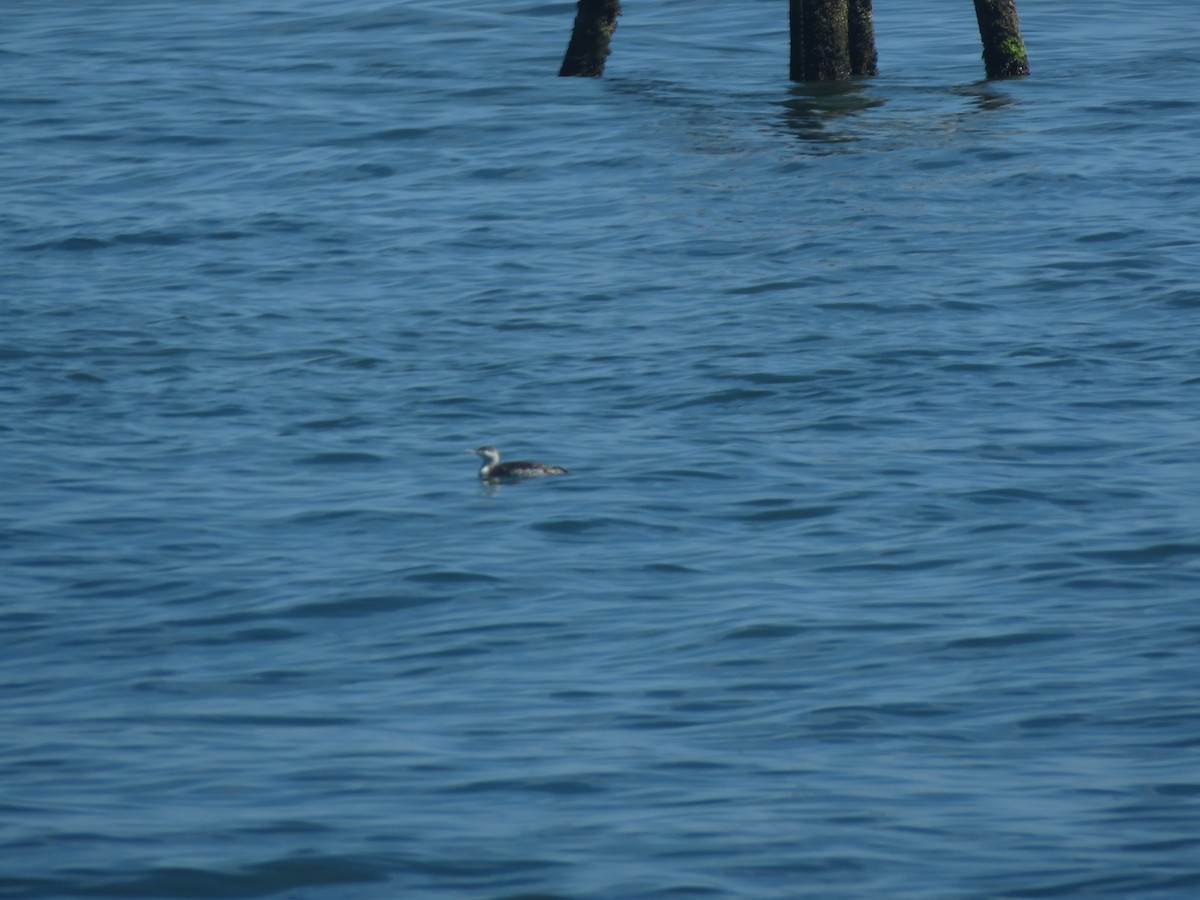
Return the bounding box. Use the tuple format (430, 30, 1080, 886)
(467, 445, 570, 481)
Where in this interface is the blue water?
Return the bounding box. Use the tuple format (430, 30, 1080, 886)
(3, 1, 1199, 897)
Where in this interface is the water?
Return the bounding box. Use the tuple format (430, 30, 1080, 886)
(3, 1, 1199, 897)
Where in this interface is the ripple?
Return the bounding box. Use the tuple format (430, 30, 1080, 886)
(737, 505, 837, 523)
(1081, 542, 1200, 565)
(943, 631, 1070, 651)
(720, 624, 805, 641)
(403, 569, 502, 585)
(285, 593, 445, 619)
(57, 855, 392, 897)
(296, 451, 386, 465)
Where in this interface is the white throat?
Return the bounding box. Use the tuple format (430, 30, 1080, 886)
(476, 448, 500, 476)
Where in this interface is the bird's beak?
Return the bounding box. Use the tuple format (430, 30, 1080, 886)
(464, 448, 477, 454)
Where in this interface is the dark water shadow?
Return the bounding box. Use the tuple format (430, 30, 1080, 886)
(950, 80, 1020, 113)
(776, 77, 1021, 150)
(777, 79, 885, 146)
(600, 71, 1018, 157)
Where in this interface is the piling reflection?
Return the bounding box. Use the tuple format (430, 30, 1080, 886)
(952, 81, 1019, 113)
(776, 78, 1020, 147)
(777, 80, 884, 145)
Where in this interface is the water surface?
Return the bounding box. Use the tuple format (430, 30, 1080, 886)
(2, 1, 1199, 897)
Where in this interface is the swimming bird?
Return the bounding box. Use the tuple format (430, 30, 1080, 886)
(467, 445, 570, 481)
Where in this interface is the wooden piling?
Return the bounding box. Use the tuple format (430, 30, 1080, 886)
(848, 0, 878, 77)
(559, 0, 622, 77)
(560, 1, 1022, 83)
(801, 0, 852, 81)
(788, 1, 805, 81)
(972, 0, 1029, 78)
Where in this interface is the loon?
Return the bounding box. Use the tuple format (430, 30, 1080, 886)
(468, 445, 570, 481)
